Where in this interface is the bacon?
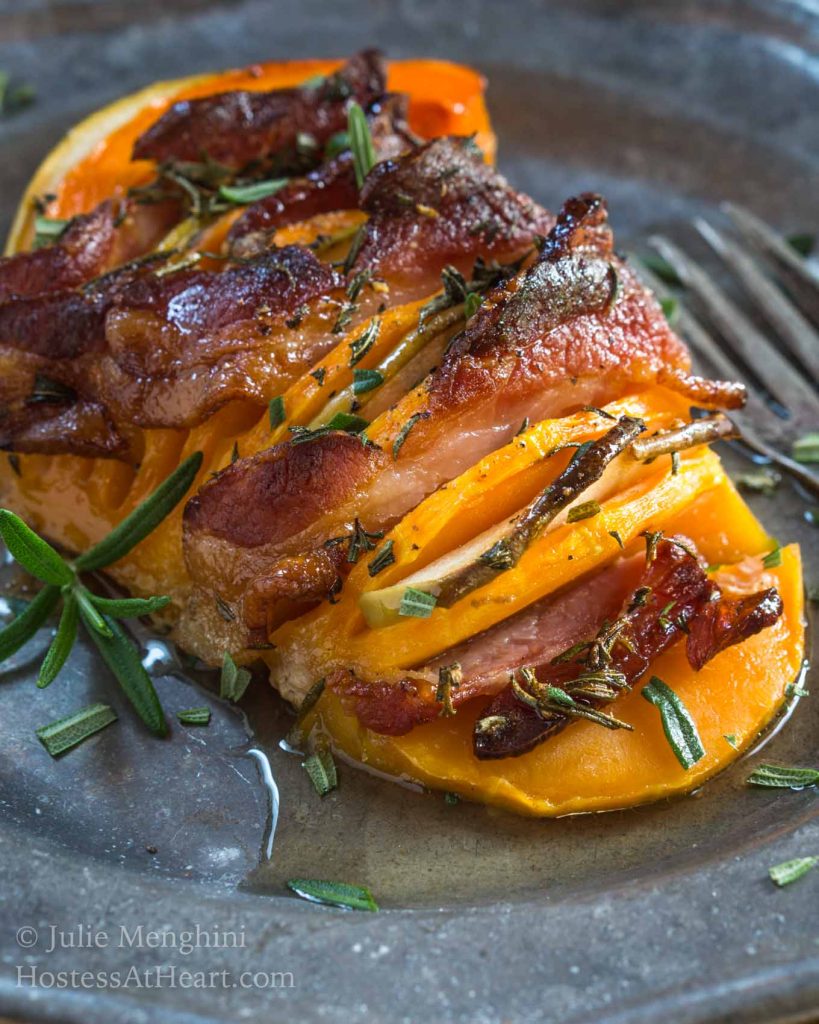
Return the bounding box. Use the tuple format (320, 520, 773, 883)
(227, 94, 416, 258)
(0, 204, 117, 301)
(132, 50, 386, 170)
(351, 136, 554, 291)
(183, 194, 711, 634)
(471, 538, 782, 759)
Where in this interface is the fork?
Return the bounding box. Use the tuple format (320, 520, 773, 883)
(631, 204, 819, 498)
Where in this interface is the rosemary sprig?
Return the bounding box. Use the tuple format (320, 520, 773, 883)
(0, 451, 204, 735)
(348, 102, 376, 189)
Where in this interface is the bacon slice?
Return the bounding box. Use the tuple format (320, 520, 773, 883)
(132, 50, 386, 170)
(0, 204, 117, 301)
(183, 193, 738, 635)
(351, 136, 554, 291)
(471, 538, 782, 759)
(228, 94, 416, 258)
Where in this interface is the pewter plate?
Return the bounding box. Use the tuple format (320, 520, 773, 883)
(0, 2, 817, 1022)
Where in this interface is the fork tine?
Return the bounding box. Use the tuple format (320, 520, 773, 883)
(723, 202, 819, 326)
(648, 235, 819, 422)
(694, 217, 819, 378)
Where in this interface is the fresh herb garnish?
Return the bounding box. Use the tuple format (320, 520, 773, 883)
(348, 318, 381, 365)
(567, 499, 601, 524)
(463, 291, 482, 318)
(792, 433, 819, 464)
(36, 702, 117, 757)
(326, 411, 369, 433)
(33, 216, 69, 249)
(0, 454, 201, 732)
(785, 682, 809, 698)
(762, 544, 782, 569)
(436, 663, 462, 717)
(352, 368, 384, 395)
(641, 676, 705, 769)
(787, 233, 815, 258)
(736, 468, 781, 494)
(609, 530, 625, 549)
(324, 130, 350, 160)
(286, 878, 378, 911)
(218, 178, 289, 205)
(367, 539, 395, 577)
(769, 857, 817, 888)
(724, 734, 739, 749)
(659, 296, 678, 323)
(747, 764, 819, 789)
(398, 587, 437, 619)
(638, 252, 681, 286)
(220, 652, 252, 702)
(303, 747, 338, 797)
(177, 706, 211, 726)
(310, 367, 327, 386)
(392, 412, 428, 460)
(348, 102, 376, 189)
(0, 71, 36, 116)
(268, 395, 286, 430)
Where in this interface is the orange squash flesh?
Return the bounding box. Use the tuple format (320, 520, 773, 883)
(305, 486, 804, 816)
(0, 59, 806, 818)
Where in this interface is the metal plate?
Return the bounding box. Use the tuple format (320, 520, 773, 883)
(0, 1, 817, 1021)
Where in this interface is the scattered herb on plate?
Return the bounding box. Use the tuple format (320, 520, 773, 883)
(287, 878, 378, 911)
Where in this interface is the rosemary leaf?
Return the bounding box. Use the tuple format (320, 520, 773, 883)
(641, 676, 705, 769)
(464, 291, 482, 318)
(724, 734, 739, 749)
(736, 468, 781, 494)
(74, 586, 113, 638)
(638, 252, 681, 286)
(609, 530, 625, 549)
(392, 412, 427, 460)
(297, 677, 326, 721)
(326, 412, 369, 433)
(769, 857, 818, 887)
(220, 651, 252, 702)
(787, 233, 815, 257)
(37, 593, 79, 688)
(32, 216, 69, 249)
(0, 510, 73, 586)
(303, 747, 338, 796)
(36, 702, 117, 757)
(567, 500, 601, 524)
(82, 612, 167, 736)
(177, 706, 211, 726)
(352, 368, 384, 395)
(762, 544, 782, 569)
(324, 129, 350, 160)
(287, 878, 378, 911)
(398, 587, 437, 619)
(268, 395, 286, 429)
(218, 178, 288, 205)
(367, 539, 395, 577)
(76, 451, 203, 571)
(747, 764, 819, 789)
(660, 296, 678, 323)
(348, 102, 376, 189)
(348, 319, 380, 366)
(792, 433, 819, 464)
(0, 584, 59, 663)
(88, 594, 171, 618)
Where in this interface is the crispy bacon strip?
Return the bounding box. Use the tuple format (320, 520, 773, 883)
(184, 193, 724, 638)
(228, 95, 416, 258)
(351, 136, 554, 289)
(0, 204, 117, 301)
(471, 538, 782, 759)
(132, 50, 386, 170)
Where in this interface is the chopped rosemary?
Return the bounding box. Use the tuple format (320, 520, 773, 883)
(398, 587, 437, 619)
(736, 468, 781, 494)
(310, 367, 326, 386)
(724, 734, 739, 749)
(218, 178, 288, 204)
(464, 291, 482, 318)
(352, 368, 384, 395)
(444, 791, 460, 806)
(348, 102, 376, 189)
(609, 530, 625, 549)
(36, 702, 117, 757)
(326, 412, 369, 433)
(268, 395, 286, 429)
(325, 518, 383, 564)
(286, 878, 378, 911)
(392, 412, 428, 460)
(348, 318, 381, 365)
(792, 433, 819, 464)
(785, 682, 809, 698)
(7, 453, 21, 477)
(324, 129, 350, 160)
(747, 764, 819, 789)
(367, 539, 395, 577)
(787, 233, 815, 257)
(436, 663, 462, 717)
(296, 678, 326, 721)
(769, 857, 817, 887)
(0, 71, 36, 116)
(638, 252, 681, 286)
(515, 418, 529, 437)
(214, 593, 236, 621)
(762, 544, 782, 569)
(220, 652, 252, 702)
(177, 707, 211, 726)
(660, 296, 678, 323)
(32, 216, 69, 249)
(641, 676, 705, 769)
(567, 499, 601, 524)
(303, 747, 338, 797)
(231, 441, 240, 463)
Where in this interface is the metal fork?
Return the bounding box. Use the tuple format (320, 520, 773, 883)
(631, 204, 819, 498)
